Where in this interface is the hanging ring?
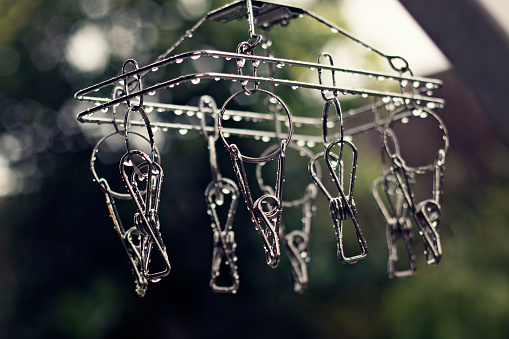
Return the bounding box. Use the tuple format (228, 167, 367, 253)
(90, 131, 160, 200)
(218, 89, 293, 163)
(382, 108, 449, 173)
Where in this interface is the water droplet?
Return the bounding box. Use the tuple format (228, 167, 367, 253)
(157, 108, 165, 113)
(382, 96, 391, 103)
(232, 115, 241, 121)
(223, 132, 230, 138)
(191, 78, 201, 85)
(214, 78, 220, 81)
(377, 76, 385, 81)
(361, 93, 368, 98)
(77, 95, 83, 100)
(306, 141, 316, 147)
(296, 140, 305, 147)
(291, 86, 298, 90)
(145, 106, 154, 113)
(176, 58, 183, 64)
(276, 62, 284, 69)
(101, 107, 108, 113)
(151, 67, 159, 72)
(225, 57, 232, 61)
(261, 136, 270, 142)
(179, 129, 188, 135)
(191, 55, 201, 60)
(274, 83, 279, 86)
(420, 111, 428, 118)
(123, 159, 133, 166)
(412, 108, 422, 116)
(223, 114, 230, 121)
(309, 67, 315, 71)
(150, 278, 161, 283)
(186, 111, 195, 117)
(175, 110, 183, 116)
(413, 81, 420, 88)
(331, 28, 339, 33)
(119, 79, 125, 85)
(400, 79, 408, 87)
(254, 135, 260, 140)
(401, 117, 409, 124)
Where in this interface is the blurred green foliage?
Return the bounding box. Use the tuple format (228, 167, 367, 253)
(0, 0, 509, 338)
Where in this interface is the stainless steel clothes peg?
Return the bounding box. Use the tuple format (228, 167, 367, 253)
(309, 139, 368, 264)
(91, 131, 161, 296)
(200, 95, 240, 293)
(256, 141, 320, 292)
(205, 178, 240, 293)
(381, 109, 449, 265)
(218, 89, 293, 268)
(372, 175, 416, 278)
(99, 178, 148, 296)
(120, 100, 170, 281)
(309, 95, 368, 264)
(120, 150, 169, 281)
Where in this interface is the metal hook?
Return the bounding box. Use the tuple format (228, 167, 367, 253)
(322, 96, 344, 148)
(200, 95, 224, 201)
(122, 59, 144, 110)
(317, 52, 337, 101)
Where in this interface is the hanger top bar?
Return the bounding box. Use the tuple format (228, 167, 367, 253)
(208, 0, 304, 30)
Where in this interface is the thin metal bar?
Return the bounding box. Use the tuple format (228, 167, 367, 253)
(75, 50, 442, 100)
(77, 72, 444, 120)
(79, 108, 413, 142)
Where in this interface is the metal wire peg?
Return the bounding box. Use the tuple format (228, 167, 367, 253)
(381, 109, 448, 265)
(200, 95, 240, 293)
(372, 174, 416, 278)
(90, 130, 161, 296)
(309, 95, 368, 264)
(256, 142, 319, 292)
(218, 89, 293, 268)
